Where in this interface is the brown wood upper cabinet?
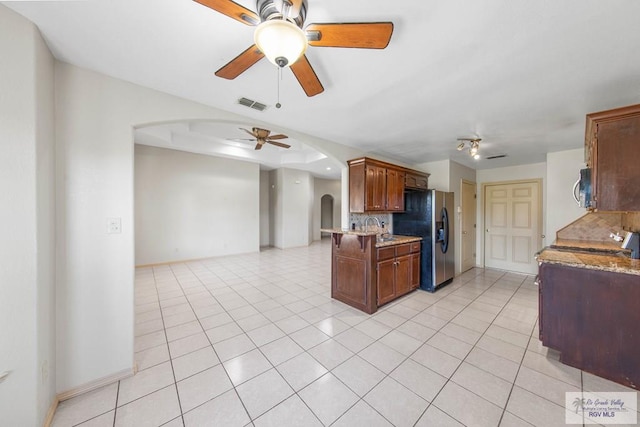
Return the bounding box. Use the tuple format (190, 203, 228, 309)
(348, 157, 428, 213)
(585, 103, 640, 211)
(404, 171, 429, 190)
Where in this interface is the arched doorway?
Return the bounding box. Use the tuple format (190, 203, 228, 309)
(320, 194, 334, 238)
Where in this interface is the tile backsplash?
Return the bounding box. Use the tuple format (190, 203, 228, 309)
(557, 211, 640, 242)
(349, 213, 392, 233)
(556, 212, 623, 242)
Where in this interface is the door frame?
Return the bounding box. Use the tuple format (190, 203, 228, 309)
(481, 178, 543, 272)
(460, 179, 477, 273)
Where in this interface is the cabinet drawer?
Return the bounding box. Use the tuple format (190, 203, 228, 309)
(377, 246, 396, 261)
(410, 242, 421, 253)
(395, 243, 412, 256)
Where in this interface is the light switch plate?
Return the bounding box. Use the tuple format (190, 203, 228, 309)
(107, 218, 121, 234)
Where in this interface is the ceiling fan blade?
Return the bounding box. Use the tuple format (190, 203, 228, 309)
(267, 134, 288, 140)
(193, 0, 260, 26)
(215, 45, 264, 80)
(254, 141, 264, 150)
(306, 22, 394, 49)
(290, 55, 324, 97)
(267, 140, 291, 149)
(240, 127, 256, 137)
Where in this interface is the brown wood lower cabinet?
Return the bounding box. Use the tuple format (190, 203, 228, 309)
(329, 232, 420, 314)
(376, 243, 420, 306)
(538, 262, 640, 389)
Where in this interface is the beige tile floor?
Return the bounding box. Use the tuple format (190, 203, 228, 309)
(51, 239, 638, 427)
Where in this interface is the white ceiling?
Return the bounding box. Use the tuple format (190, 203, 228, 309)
(5, 0, 640, 174)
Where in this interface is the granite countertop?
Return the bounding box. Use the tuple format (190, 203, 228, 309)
(552, 238, 624, 253)
(374, 235, 422, 248)
(321, 228, 379, 237)
(321, 228, 422, 248)
(537, 243, 640, 276)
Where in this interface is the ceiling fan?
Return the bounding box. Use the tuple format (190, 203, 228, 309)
(194, 0, 394, 97)
(238, 127, 291, 150)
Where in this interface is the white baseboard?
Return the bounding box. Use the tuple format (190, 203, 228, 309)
(56, 368, 134, 402)
(42, 397, 59, 427)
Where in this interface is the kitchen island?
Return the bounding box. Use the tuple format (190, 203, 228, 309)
(322, 228, 421, 314)
(536, 240, 639, 389)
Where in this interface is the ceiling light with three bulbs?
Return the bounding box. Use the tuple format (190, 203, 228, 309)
(457, 138, 482, 160)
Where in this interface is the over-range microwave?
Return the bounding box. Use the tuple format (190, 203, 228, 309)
(572, 168, 592, 208)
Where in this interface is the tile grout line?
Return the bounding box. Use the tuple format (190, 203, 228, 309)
(152, 264, 187, 426)
(178, 258, 328, 425)
(493, 275, 539, 427)
(410, 269, 515, 425)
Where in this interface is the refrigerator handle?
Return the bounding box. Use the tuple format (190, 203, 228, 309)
(572, 177, 581, 206)
(441, 207, 449, 253)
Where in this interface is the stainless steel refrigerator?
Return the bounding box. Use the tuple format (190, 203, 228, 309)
(393, 189, 455, 292)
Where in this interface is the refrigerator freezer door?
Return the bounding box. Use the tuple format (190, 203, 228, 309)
(434, 191, 446, 286)
(444, 191, 455, 282)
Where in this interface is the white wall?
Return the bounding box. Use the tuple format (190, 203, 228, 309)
(476, 162, 547, 268)
(546, 149, 586, 240)
(0, 5, 56, 425)
(259, 170, 271, 247)
(134, 145, 260, 265)
(449, 161, 477, 273)
(54, 62, 267, 394)
(313, 178, 342, 241)
(414, 159, 449, 191)
(272, 168, 314, 249)
(35, 16, 57, 422)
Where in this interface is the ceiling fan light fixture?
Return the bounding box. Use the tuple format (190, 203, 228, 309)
(457, 142, 465, 151)
(254, 19, 308, 68)
(469, 141, 479, 156)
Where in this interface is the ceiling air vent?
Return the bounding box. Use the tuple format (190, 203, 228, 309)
(238, 97, 267, 112)
(486, 154, 507, 160)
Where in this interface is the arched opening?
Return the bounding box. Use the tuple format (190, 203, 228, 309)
(320, 194, 334, 238)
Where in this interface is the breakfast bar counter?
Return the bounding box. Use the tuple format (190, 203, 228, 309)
(322, 229, 422, 314)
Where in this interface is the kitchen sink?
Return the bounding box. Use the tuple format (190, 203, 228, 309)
(377, 235, 396, 243)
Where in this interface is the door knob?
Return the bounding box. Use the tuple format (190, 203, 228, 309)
(463, 231, 467, 234)
(486, 229, 489, 232)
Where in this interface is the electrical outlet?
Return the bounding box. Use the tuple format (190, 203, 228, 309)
(107, 218, 121, 234)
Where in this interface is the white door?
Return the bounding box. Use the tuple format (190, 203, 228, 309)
(484, 180, 541, 274)
(461, 180, 477, 273)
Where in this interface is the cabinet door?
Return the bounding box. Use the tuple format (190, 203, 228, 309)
(365, 165, 387, 211)
(386, 169, 405, 211)
(409, 252, 420, 290)
(395, 255, 412, 296)
(595, 115, 640, 211)
(376, 258, 396, 305)
(405, 172, 429, 190)
(536, 274, 543, 340)
(586, 104, 640, 211)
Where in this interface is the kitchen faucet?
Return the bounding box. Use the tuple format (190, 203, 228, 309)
(364, 216, 381, 233)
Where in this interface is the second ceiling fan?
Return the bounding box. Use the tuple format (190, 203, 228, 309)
(194, 0, 394, 97)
